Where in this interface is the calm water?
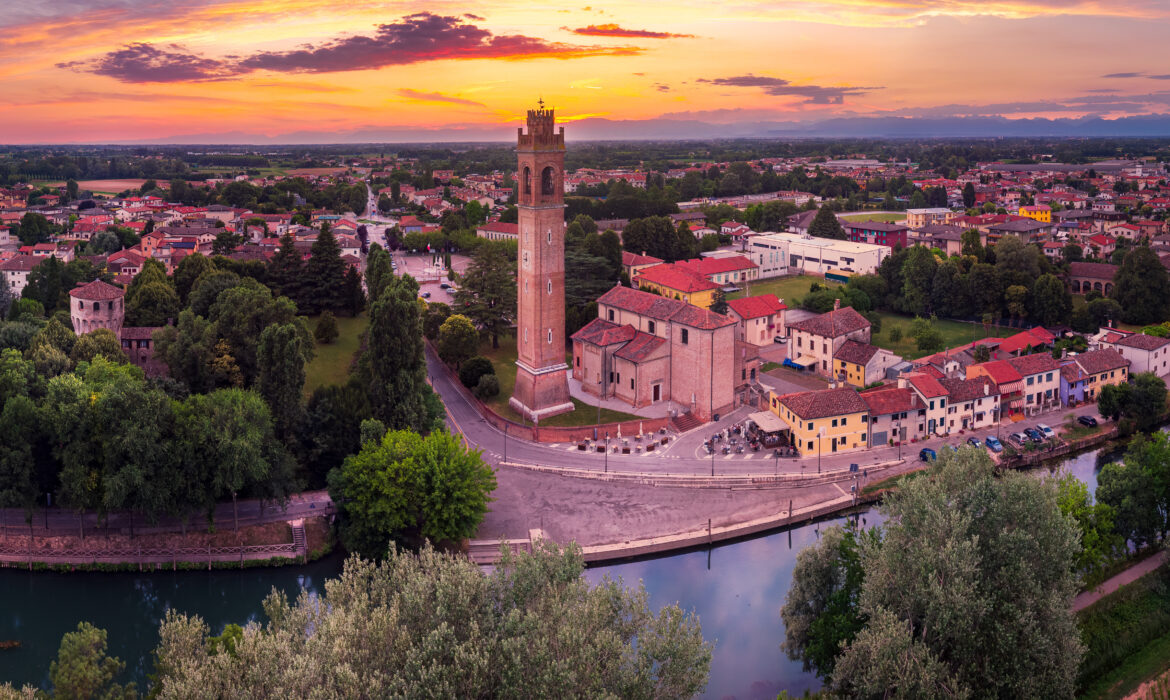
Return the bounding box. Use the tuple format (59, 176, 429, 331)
(0, 445, 1121, 695)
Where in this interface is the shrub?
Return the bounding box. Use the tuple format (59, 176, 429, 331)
(474, 373, 500, 399)
(888, 326, 902, 343)
(314, 311, 339, 344)
(459, 355, 495, 388)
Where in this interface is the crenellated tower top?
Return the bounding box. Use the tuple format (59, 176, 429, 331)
(518, 104, 564, 150)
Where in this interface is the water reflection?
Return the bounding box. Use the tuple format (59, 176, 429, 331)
(586, 510, 886, 700)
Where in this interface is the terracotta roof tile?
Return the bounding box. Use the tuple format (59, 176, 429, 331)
(833, 339, 879, 365)
(614, 332, 666, 362)
(1007, 353, 1061, 376)
(779, 387, 868, 420)
(69, 279, 124, 301)
(726, 294, 786, 320)
(1116, 333, 1170, 351)
(860, 387, 919, 416)
(787, 306, 870, 338)
(635, 263, 719, 293)
(938, 376, 998, 402)
(570, 318, 637, 346)
(1074, 348, 1130, 375)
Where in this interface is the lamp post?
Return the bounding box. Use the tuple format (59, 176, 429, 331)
(818, 426, 826, 474)
(895, 417, 902, 460)
(503, 423, 507, 463)
(605, 432, 610, 473)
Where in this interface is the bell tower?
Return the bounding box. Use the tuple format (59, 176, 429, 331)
(509, 103, 574, 421)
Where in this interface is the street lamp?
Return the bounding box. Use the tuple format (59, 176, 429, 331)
(605, 432, 610, 473)
(895, 417, 902, 460)
(503, 423, 508, 463)
(818, 426, 826, 474)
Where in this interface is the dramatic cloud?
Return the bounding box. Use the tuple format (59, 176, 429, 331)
(397, 88, 485, 107)
(57, 42, 234, 82)
(62, 13, 639, 83)
(568, 23, 694, 39)
(1102, 71, 1170, 79)
(698, 74, 881, 104)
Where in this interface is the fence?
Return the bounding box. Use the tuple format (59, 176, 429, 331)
(0, 538, 301, 568)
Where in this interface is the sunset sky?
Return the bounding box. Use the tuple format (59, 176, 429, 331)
(4, 0, 1170, 143)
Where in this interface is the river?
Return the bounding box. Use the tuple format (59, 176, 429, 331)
(0, 445, 1119, 696)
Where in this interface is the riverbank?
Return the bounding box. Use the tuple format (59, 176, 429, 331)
(0, 516, 334, 571)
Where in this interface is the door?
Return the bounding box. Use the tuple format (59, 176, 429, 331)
(652, 384, 661, 402)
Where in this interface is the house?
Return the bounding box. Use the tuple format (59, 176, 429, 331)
(1007, 353, 1061, 414)
(1073, 348, 1130, 401)
(986, 218, 1052, 245)
(675, 255, 759, 286)
(1106, 222, 1142, 241)
(786, 305, 872, 377)
(0, 254, 37, 296)
(917, 224, 967, 256)
(905, 372, 951, 436)
(475, 222, 519, 242)
(572, 285, 740, 421)
(1041, 241, 1065, 260)
(621, 251, 664, 279)
(905, 208, 956, 229)
(833, 340, 900, 388)
(966, 360, 1026, 416)
(1017, 204, 1052, 223)
(861, 386, 925, 446)
(1059, 363, 1090, 407)
(725, 294, 787, 346)
(1101, 333, 1170, 376)
(843, 221, 909, 248)
(633, 263, 720, 309)
(786, 210, 817, 235)
(1086, 235, 1116, 258)
(939, 376, 1001, 432)
(748, 231, 891, 278)
(720, 222, 754, 244)
(771, 387, 870, 457)
(1067, 261, 1117, 296)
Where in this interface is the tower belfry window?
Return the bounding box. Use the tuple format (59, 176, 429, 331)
(523, 167, 531, 195)
(541, 167, 556, 196)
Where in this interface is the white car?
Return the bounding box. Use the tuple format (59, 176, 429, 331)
(1036, 424, 1055, 440)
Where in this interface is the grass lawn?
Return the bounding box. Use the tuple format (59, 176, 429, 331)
(728, 275, 821, 302)
(475, 335, 642, 427)
(840, 213, 907, 223)
(302, 313, 368, 397)
(871, 315, 1016, 360)
(1077, 568, 1170, 700)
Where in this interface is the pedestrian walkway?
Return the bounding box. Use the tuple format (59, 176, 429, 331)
(566, 378, 673, 418)
(1073, 550, 1168, 612)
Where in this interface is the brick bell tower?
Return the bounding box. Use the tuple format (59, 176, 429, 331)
(509, 102, 574, 421)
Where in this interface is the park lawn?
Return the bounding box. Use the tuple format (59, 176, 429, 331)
(302, 313, 368, 397)
(871, 314, 1016, 360)
(476, 335, 641, 427)
(840, 213, 907, 223)
(728, 275, 821, 302)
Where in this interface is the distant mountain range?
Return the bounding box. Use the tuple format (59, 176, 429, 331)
(91, 113, 1170, 145)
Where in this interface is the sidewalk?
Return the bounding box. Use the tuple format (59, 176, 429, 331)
(1073, 550, 1168, 612)
(567, 377, 673, 418)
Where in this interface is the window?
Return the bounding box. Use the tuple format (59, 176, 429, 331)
(576, 356, 580, 367)
(648, 320, 655, 334)
(547, 230, 552, 244)
(630, 378, 634, 389)
(807, 422, 813, 431)
(541, 166, 556, 196)
(523, 167, 531, 195)
(832, 419, 838, 427)
(681, 328, 689, 344)
(547, 279, 552, 295)
(607, 309, 614, 321)
(548, 329, 553, 344)
(1027, 376, 1034, 385)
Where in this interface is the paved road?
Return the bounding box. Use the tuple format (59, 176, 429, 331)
(1073, 550, 1169, 611)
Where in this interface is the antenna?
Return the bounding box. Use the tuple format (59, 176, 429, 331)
(537, 96, 545, 109)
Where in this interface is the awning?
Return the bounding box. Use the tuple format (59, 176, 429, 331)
(748, 410, 788, 433)
(787, 354, 818, 369)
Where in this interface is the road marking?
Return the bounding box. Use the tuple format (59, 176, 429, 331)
(723, 454, 734, 460)
(832, 482, 847, 496)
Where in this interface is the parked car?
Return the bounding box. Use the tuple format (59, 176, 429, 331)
(1036, 424, 1055, 440)
(420, 291, 431, 299)
(1023, 427, 1044, 443)
(1077, 415, 1099, 428)
(439, 282, 450, 289)
(984, 436, 1003, 453)
(966, 437, 982, 448)
(1009, 432, 1029, 447)
(773, 336, 788, 344)
(919, 448, 937, 462)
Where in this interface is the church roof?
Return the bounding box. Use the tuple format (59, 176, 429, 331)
(69, 279, 124, 300)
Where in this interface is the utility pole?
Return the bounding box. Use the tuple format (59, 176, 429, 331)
(605, 433, 609, 473)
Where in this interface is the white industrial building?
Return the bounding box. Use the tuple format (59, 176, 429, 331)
(747, 232, 891, 279)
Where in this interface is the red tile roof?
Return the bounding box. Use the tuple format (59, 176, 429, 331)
(571, 318, 638, 346)
(1116, 333, 1170, 351)
(635, 263, 720, 293)
(1068, 261, 1118, 280)
(621, 251, 663, 267)
(725, 293, 786, 320)
(788, 306, 870, 338)
(779, 387, 868, 420)
(675, 255, 758, 276)
(972, 359, 1023, 385)
(614, 332, 666, 362)
(834, 339, 879, 365)
(478, 222, 518, 235)
(860, 387, 919, 416)
(938, 376, 998, 402)
(1007, 353, 1060, 376)
(69, 279, 124, 300)
(907, 372, 948, 398)
(1074, 348, 1130, 375)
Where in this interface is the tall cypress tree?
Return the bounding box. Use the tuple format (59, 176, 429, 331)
(266, 234, 305, 309)
(304, 226, 348, 314)
(808, 205, 846, 240)
(257, 322, 307, 443)
(363, 276, 429, 432)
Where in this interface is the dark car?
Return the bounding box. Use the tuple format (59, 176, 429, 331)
(966, 437, 982, 448)
(1023, 427, 1044, 443)
(1078, 415, 1098, 428)
(919, 448, 937, 462)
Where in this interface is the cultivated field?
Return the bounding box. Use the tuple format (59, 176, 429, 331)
(47, 178, 153, 193)
(286, 167, 351, 177)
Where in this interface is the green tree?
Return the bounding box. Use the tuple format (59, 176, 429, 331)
(1055, 472, 1120, 580)
(1004, 284, 1029, 321)
(827, 449, 1083, 699)
(961, 182, 975, 208)
(364, 244, 394, 303)
(303, 227, 348, 314)
(453, 244, 516, 350)
(1098, 372, 1167, 430)
(149, 542, 710, 697)
(621, 216, 680, 260)
(1062, 243, 1083, 265)
(265, 234, 305, 307)
(459, 355, 495, 389)
(207, 280, 311, 386)
(1030, 273, 1072, 326)
(212, 230, 244, 256)
(21, 255, 68, 313)
(929, 260, 966, 318)
(994, 235, 1041, 289)
(48, 622, 136, 700)
(1113, 246, 1170, 324)
(172, 253, 214, 305)
(257, 322, 308, 442)
(70, 328, 128, 365)
(808, 205, 845, 240)
(342, 265, 365, 316)
(301, 382, 371, 488)
(314, 311, 339, 344)
(900, 246, 937, 316)
(781, 525, 870, 682)
(422, 302, 451, 340)
(363, 276, 431, 432)
(910, 316, 943, 354)
(16, 212, 52, 246)
(437, 314, 478, 367)
(960, 229, 983, 261)
(125, 280, 179, 327)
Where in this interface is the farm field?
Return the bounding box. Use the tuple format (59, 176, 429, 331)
(286, 167, 352, 177)
(46, 178, 150, 193)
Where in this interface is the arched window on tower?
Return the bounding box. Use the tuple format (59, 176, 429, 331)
(541, 166, 556, 196)
(523, 167, 531, 195)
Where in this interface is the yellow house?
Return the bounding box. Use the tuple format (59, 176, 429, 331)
(1074, 348, 1130, 401)
(832, 339, 900, 388)
(771, 387, 869, 457)
(633, 263, 719, 309)
(1018, 205, 1052, 223)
